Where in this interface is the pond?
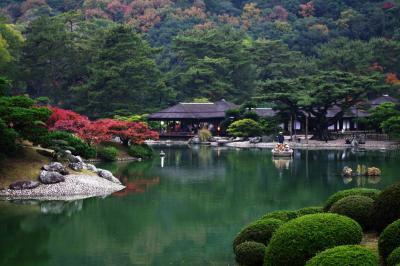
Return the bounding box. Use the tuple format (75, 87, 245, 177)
(1, 146, 400, 266)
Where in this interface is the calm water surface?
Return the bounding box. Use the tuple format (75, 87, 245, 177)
(1, 146, 400, 266)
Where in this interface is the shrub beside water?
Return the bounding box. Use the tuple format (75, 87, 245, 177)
(379, 219, 400, 261)
(329, 195, 374, 230)
(97, 146, 118, 161)
(261, 210, 298, 222)
(234, 241, 266, 266)
(373, 182, 400, 232)
(42, 131, 96, 158)
(296, 206, 323, 216)
(233, 218, 284, 249)
(128, 144, 153, 159)
(323, 188, 380, 211)
(264, 213, 363, 266)
(305, 245, 378, 266)
(388, 247, 400, 266)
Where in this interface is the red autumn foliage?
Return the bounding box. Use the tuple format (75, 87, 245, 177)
(369, 62, 384, 72)
(386, 72, 400, 85)
(299, 1, 315, 17)
(383, 2, 395, 10)
(47, 107, 90, 133)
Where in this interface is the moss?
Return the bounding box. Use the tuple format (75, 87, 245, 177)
(264, 213, 363, 266)
(373, 182, 400, 232)
(323, 188, 380, 211)
(329, 195, 374, 230)
(261, 210, 298, 222)
(378, 219, 400, 261)
(233, 218, 284, 249)
(296, 206, 323, 216)
(305, 245, 378, 266)
(234, 241, 266, 266)
(388, 246, 400, 266)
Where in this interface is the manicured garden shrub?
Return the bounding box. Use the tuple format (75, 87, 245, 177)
(296, 206, 323, 216)
(233, 218, 284, 249)
(388, 246, 400, 266)
(264, 213, 363, 266)
(323, 188, 380, 211)
(373, 182, 400, 232)
(199, 129, 212, 142)
(227, 118, 263, 138)
(42, 131, 96, 159)
(0, 118, 18, 158)
(305, 245, 378, 266)
(329, 195, 374, 230)
(261, 210, 298, 222)
(234, 241, 266, 266)
(97, 146, 118, 161)
(378, 219, 400, 261)
(128, 144, 153, 159)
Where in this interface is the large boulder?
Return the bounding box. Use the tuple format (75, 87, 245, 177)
(69, 162, 84, 172)
(39, 170, 65, 184)
(97, 169, 121, 184)
(86, 164, 97, 172)
(9, 180, 40, 190)
(42, 162, 69, 175)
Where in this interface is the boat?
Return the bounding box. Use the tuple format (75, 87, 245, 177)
(272, 143, 294, 157)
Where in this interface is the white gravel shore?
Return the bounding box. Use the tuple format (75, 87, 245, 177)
(0, 174, 125, 201)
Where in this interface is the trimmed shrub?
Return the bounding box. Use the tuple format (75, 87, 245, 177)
(323, 188, 380, 211)
(329, 195, 374, 230)
(199, 129, 212, 142)
(0, 118, 18, 158)
(261, 210, 298, 222)
(296, 206, 323, 216)
(234, 241, 266, 266)
(128, 144, 153, 159)
(388, 247, 400, 266)
(227, 119, 263, 138)
(233, 218, 284, 249)
(373, 182, 400, 232)
(378, 219, 400, 261)
(305, 245, 378, 266)
(97, 146, 118, 161)
(264, 213, 363, 266)
(42, 131, 96, 159)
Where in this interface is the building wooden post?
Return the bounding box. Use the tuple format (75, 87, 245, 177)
(289, 115, 293, 141)
(305, 115, 309, 144)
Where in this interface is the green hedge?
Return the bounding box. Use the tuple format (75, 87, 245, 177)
(128, 144, 153, 159)
(0, 118, 18, 158)
(233, 218, 284, 249)
(97, 146, 118, 161)
(261, 210, 298, 222)
(42, 131, 96, 159)
(264, 213, 363, 266)
(373, 182, 400, 232)
(234, 241, 266, 266)
(323, 188, 380, 211)
(379, 219, 400, 261)
(388, 247, 400, 266)
(305, 245, 378, 266)
(296, 206, 323, 216)
(329, 195, 374, 230)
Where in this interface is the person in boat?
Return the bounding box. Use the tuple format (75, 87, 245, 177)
(277, 132, 284, 144)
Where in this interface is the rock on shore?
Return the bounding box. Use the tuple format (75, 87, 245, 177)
(0, 174, 125, 201)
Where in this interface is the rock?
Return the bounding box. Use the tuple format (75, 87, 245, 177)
(42, 162, 69, 175)
(69, 162, 84, 172)
(367, 167, 381, 176)
(65, 150, 72, 155)
(342, 166, 353, 177)
(9, 180, 40, 190)
(75, 156, 83, 163)
(97, 169, 121, 184)
(189, 136, 201, 144)
(39, 171, 65, 184)
(86, 164, 97, 172)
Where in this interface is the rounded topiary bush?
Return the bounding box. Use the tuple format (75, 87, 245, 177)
(233, 218, 284, 249)
(378, 219, 400, 261)
(261, 210, 298, 222)
(264, 213, 363, 266)
(329, 195, 374, 230)
(305, 245, 378, 266)
(323, 188, 380, 211)
(128, 144, 153, 159)
(296, 206, 323, 216)
(388, 247, 400, 266)
(97, 146, 118, 161)
(234, 241, 266, 266)
(373, 182, 400, 232)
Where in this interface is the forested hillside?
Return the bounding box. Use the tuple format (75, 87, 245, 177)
(0, 0, 400, 118)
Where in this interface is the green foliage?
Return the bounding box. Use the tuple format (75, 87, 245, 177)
(128, 144, 154, 159)
(323, 188, 380, 211)
(379, 219, 400, 261)
(382, 116, 400, 140)
(296, 207, 323, 216)
(388, 247, 400, 266)
(261, 210, 298, 222)
(233, 218, 284, 249)
(368, 103, 400, 130)
(329, 195, 374, 230)
(42, 131, 96, 159)
(264, 213, 363, 266)
(97, 146, 118, 162)
(0, 118, 18, 158)
(227, 119, 262, 138)
(199, 129, 212, 142)
(305, 245, 379, 266)
(234, 241, 266, 266)
(373, 183, 400, 232)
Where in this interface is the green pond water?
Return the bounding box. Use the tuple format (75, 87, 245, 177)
(1, 146, 400, 266)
